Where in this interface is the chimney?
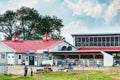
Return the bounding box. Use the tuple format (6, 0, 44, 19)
(43, 32, 50, 41)
(12, 33, 19, 41)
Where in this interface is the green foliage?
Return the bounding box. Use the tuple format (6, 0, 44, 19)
(0, 10, 17, 40)
(112, 53, 117, 57)
(0, 6, 64, 40)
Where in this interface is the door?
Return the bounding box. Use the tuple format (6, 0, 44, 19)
(29, 56, 34, 65)
(18, 54, 22, 64)
(7, 53, 14, 65)
(85, 59, 89, 67)
(25, 56, 29, 65)
(34, 56, 37, 66)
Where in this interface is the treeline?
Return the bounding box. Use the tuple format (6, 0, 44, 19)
(0, 6, 64, 40)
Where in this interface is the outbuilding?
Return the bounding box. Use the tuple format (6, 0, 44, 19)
(0, 33, 76, 66)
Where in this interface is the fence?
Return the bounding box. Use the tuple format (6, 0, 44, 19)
(0, 64, 7, 74)
(0, 53, 7, 74)
(62, 59, 104, 67)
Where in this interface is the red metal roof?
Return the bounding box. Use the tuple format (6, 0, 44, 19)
(1, 40, 61, 52)
(78, 47, 120, 51)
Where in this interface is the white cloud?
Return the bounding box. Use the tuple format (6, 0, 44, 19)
(0, 0, 39, 13)
(61, 21, 88, 44)
(64, 0, 120, 23)
(104, 0, 120, 23)
(64, 0, 103, 18)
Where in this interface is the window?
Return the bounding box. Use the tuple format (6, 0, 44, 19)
(82, 38, 85, 42)
(61, 46, 67, 51)
(98, 42, 101, 46)
(34, 57, 37, 61)
(78, 38, 81, 42)
(30, 56, 33, 60)
(106, 42, 110, 46)
(94, 37, 97, 42)
(111, 42, 114, 46)
(106, 37, 110, 42)
(1, 54, 5, 59)
(90, 37, 93, 41)
(67, 46, 72, 51)
(12, 56, 14, 58)
(111, 37, 114, 41)
(86, 37, 89, 42)
(49, 56, 52, 60)
(98, 37, 101, 41)
(115, 42, 118, 46)
(26, 57, 28, 61)
(102, 37, 105, 41)
(77, 42, 81, 46)
(115, 37, 118, 41)
(102, 42, 105, 46)
(19, 55, 21, 59)
(90, 42, 93, 46)
(75, 37, 78, 46)
(94, 42, 97, 46)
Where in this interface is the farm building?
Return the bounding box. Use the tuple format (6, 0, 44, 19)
(51, 33, 120, 67)
(0, 33, 76, 66)
(0, 33, 120, 67)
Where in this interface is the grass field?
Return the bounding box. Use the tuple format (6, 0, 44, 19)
(0, 69, 120, 80)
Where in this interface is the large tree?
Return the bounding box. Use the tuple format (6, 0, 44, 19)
(16, 7, 40, 40)
(0, 10, 18, 40)
(35, 15, 63, 39)
(0, 6, 64, 40)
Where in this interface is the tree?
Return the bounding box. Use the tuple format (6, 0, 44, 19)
(35, 15, 64, 39)
(16, 6, 40, 40)
(0, 10, 18, 40)
(0, 6, 64, 40)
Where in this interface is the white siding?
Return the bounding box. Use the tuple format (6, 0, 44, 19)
(101, 51, 113, 66)
(0, 42, 15, 65)
(49, 41, 76, 52)
(0, 42, 14, 52)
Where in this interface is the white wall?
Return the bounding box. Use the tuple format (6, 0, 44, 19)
(101, 51, 113, 66)
(0, 42, 14, 52)
(49, 41, 76, 52)
(0, 42, 15, 65)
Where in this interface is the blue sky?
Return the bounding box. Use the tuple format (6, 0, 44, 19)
(0, 0, 120, 44)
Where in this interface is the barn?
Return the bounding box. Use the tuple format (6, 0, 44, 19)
(0, 33, 76, 66)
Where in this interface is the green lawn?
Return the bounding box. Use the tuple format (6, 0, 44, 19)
(0, 70, 117, 80)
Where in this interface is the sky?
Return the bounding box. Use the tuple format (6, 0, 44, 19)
(0, 0, 120, 44)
